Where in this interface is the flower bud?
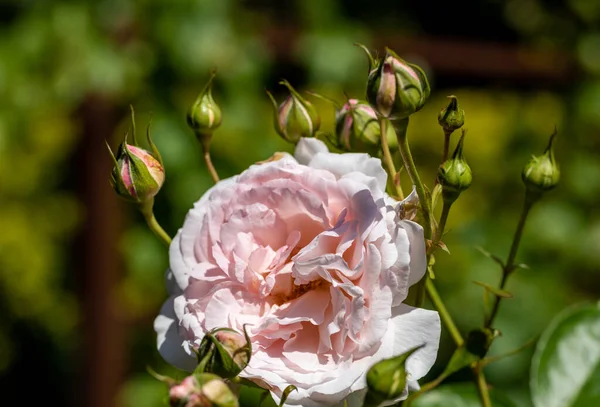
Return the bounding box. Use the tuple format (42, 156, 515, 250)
(197, 327, 251, 379)
(187, 71, 222, 143)
(170, 376, 201, 407)
(522, 130, 560, 195)
(335, 99, 381, 154)
(364, 346, 422, 407)
(267, 80, 320, 144)
(169, 374, 238, 407)
(438, 130, 472, 204)
(107, 110, 165, 204)
(366, 48, 430, 120)
(438, 95, 465, 134)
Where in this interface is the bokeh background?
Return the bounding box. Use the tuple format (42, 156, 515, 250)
(1, 0, 599, 405)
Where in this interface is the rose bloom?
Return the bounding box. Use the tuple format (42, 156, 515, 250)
(155, 138, 441, 406)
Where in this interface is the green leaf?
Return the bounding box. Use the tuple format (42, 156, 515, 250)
(473, 280, 513, 298)
(531, 302, 600, 407)
(475, 246, 505, 269)
(412, 383, 517, 407)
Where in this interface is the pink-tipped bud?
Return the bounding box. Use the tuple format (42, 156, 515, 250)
(108, 142, 165, 203)
(267, 80, 320, 144)
(169, 374, 238, 407)
(335, 99, 381, 154)
(366, 48, 430, 120)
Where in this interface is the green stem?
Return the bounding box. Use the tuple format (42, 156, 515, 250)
(201, 137, 220, 184)
(139, 199, 172, 246)
(431, 201, 451, 254)
(442, 129, 452, 164)
(394, 118, 433, 239)
(485, 192, 537, 328)
(474, 364, 492, 407)
(379, 117, 404, 200)
(426, 279, 464, 346)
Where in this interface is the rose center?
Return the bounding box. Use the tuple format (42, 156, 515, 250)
(271, 278, 327, 305)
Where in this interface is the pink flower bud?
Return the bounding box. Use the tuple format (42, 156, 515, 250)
(335, 99, 381, 154)
(366, 48, 430, 120)
(108, 142, 165, 203)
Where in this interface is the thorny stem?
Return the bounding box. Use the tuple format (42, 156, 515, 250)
(379, 116, 404, 200)
(485, 192, 537, 328)
(138, 199, 172, 246)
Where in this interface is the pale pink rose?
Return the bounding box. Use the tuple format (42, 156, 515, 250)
(155, 138, 441, 406)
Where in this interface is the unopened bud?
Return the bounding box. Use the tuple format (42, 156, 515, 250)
(366, 48, 430, 120)
(170, 376, 201, 407)
(169, 374, 238, 407)
(107, 110, 165, 203)
(267, 80, 320, 144)
(438, 95, 465, 134)
(364, 346, 422, 407)
(438, 130, 472, 204)
(522, 130, 560, 196)
(187, 71, 222, 143)
(335, 99, 381, 154)
(197, 327, 251, 379)
(197, 374, 239, 407)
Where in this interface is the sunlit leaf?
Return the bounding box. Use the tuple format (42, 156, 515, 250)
(531, 302, 600, 407)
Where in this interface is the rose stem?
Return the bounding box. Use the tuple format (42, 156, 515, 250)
(474, 364, 492, 407)
(433, 128, 452, 187)
(394, 118, 433, 239)
(393, 117, 464, 347)
(379, 116, 404, 200)
(201, 137, 220, 184)
(139, 199, 172, 246)
(425, 279, 463, 346)
(431, 201, 451, 254)
(485, 191, 537, 328)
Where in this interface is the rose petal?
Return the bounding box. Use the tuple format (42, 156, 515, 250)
(154, 295, 198, 372)
(294, 137, 329, 165)
(391, 304, 441, 381)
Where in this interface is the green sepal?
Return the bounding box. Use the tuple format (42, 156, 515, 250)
(278, 385, 298, 407)
(106, 140, 130, 199)
(124, 142, 160, 200)
(354, 43, 377, 72)
(129, 105, 139, 147)
(145, 116, 163, 166)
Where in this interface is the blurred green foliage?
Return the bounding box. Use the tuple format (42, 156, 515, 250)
(0, 0, 599, 406)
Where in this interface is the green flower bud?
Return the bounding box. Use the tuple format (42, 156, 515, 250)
(438, 95, 465, 134)
(438, 130, 472, 204)
(364, 346, 422, 407)
(187, 71, 222, 142)
(522, 130, 560, 195)
(196, 327, 251, 379)
(366, 48, 430, 120)
(107, 110, 165, 204)
(335, 99, 381, 154)
(267, 80, 320, 144)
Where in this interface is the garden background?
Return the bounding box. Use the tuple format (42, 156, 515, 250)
(1, 0, 599, 406)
